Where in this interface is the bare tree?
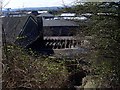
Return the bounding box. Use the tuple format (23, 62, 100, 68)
(0, 0, 11, 15)
(0, 0, 3, 15)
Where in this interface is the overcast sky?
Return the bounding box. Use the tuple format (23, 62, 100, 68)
(3, 0, 76, 8)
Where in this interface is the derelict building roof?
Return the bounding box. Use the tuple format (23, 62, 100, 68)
(2, 15, 43, 48)
(2, 16, 29, 44)
(43, 19, 79, 27)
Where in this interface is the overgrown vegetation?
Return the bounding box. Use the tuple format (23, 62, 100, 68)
(89, 15, 120, 87)
(2, 44, 70, 88)
(67, 1, 120, 88)
(2, 44, 87, 89)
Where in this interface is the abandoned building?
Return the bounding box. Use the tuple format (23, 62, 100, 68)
(43, 19, 78, 36)
(2, 15, 43, 48)
(42, 19, 79, 50)
(2, 15, 81, 55)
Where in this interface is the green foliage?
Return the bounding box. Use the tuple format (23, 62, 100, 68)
(2, 44, 69, 88)
(69, 1, 120, 87)
(84, 3, 120, 87)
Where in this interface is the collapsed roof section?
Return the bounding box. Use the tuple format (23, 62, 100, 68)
(2, 15, 43, 48)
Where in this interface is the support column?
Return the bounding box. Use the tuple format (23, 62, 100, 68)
(74, 40, 77, 47)
(76, 40, 78, 48)
(56, 40, 58, 49)
(52, 40, 55, 49)
(62, 40, 65, 48)
(69, 40, 71, 48)
(73, 40, 75, 47)
(71, 40, 74, 48)
(54, 40, 57, 49)
(65, 39, 67, 49)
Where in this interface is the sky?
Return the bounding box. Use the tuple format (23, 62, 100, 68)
(3, 0, 120, 9)
(3, 0, 76, 9)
